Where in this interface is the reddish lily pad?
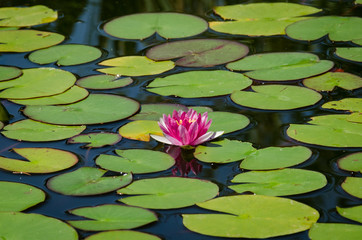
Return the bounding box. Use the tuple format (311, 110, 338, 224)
(77, 75, 133, 90)
(303, 72, 362, 91)
(0, 65, 22, 81)
(337, 152, 362, 173)
(68, 132, 122, 148)
(341, 177, 362, 198)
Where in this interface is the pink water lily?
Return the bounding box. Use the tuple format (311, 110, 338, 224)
(151, 109, 223, 146)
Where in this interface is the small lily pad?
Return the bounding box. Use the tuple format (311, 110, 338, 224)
(130, 104, 188, 121)
(68, 132, 122, 148)
(77, 75, 133, 90)
(0, 181, 45, 211)
(303, 72, 362, 91)
(117, 177, 219, 209)
(309, 223, 362, 240)
(85, 230, 161, 240)
(322, 98, 362, 113)
(341, 177, 362, 198)
(118, 120, 163, 142)
(208, 111, 250, 134)
(337, 152, 362, 173)
(335, 47, 362, 62)
(0, 65, 22, 81)
(337, 205, 362, 223)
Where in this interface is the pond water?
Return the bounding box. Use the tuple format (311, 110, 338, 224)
(0, 0, 361, 239)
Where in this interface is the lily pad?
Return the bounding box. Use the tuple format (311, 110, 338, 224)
(287, 114, 362, 148)
(96, 149, 175, 174)
(0, 68, 76, 99)
(0, 30, 64, 52)
(130, 103, 188, 121)
(24, 94, 140, 125)
(1, 119, 86, 142)
(341, 177, 362, 198)
(303, 72, 362, 91)
(286, 16, 362, 42)
(337, 152, 362, 173)
(0, 65, 22, 81)
(337, 205, 362, 223)
(0, 181, 45, 211)
(322, 98, 362, 112)
(29, 44, 102, 66)
(77, 75, 133, 90)
(97, 56, 174, 76)
(230, 168, 327, 196)
(210, 3, 321, 36)
(117, 177, 219, 209)
(335, 47, 362, 62)
(226, 52, 333, 81)
(231, 85, 322, 110)
(47, 167, 132, 196)
(68, 204, 157, 231)
(103, 12, 207, 39)
(119, 120, 162, 142)
(182, 195, 319, 238)
(0, 103, 9, 123)
(0, 5, 57, 27)
(208, 111, 250, 134)
(68, 132, 122, 148)
(147, 70, 252, 98)
(85, 230, 161, 240)
(146, 39, 249, 67)
(0, 212, 78, 240)
(240, 146, 312, 170)
(309, 223, 362, 240)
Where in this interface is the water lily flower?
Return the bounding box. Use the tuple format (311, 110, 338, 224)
(151, 109, 223, 146)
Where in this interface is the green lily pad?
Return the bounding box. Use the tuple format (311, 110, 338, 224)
(0, 30, 64, 52)
(129, 103, 188, 121)
(0, 102, 9, 122)
(47, 167, 132, 196)
(191, 106, 213, 114)
(210, 3, 321, 36)
(240, 146, 312, 170)
(85, 230, 161, 240)
(230, 168, 327, 196)
(0, 68, 76, 99)
(1, 119, 85, 142)
(0, 181, 45, 211)
(146, 39, 249, 67)
(286, 16, 362, 42)
(119, 120, 162, 142)
(194, 139, 256, 164)
(341, 177, 362, 198)
(96, 149, 175, 174)
(0, 65, 22, 81)
(287, 114, 362, 148)
(337, 152, 362, 173)
(68, 132, 122, 148)
(103, 12, 207, 40)
(0, 121, 3, 130)
(227, 52, 333, 81)
(208, 111, 250, 134)
(303, 72, 362, 91)
(68, 204, 157, 231)
(117, 177, 219, 209)
(231, 85, 322, 110)
(97, 56, 174, 76)
(0, 212, 78, 240)
(10, 86, 89, 106)
(77, 75, 133, 90)
(322, 98, 362, 112)
(337, 205, 362, 223)
(147, 70, 252, 98)
(182, 195, 319, 238)
(29, 44, 102, 66)
(0, 5, 57, 27)
(309, 223, 362, 240)
(24, 94, 140, 125)
(335, 47, 362, 62)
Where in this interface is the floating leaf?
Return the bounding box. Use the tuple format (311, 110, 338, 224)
(182, 195, 319, 238)
(208, 111, 250, 134)
(119, 120, 162, 142)
(68, 132, 122, 148)
(287, 114, 362, 148)
(227, 52, 333, 81)
(103, 12, 207, 39)
(0, 65, 22, 81)
(77, 75, 133, 90)
(117, 177, 219, 209)
(24, 94, 140, 125)
(0, 5, 57, 27)
(0, 181, 45, 211)
(96, 149, 175, 174)
(309, 223, 362, 240)
(0, 212, 78, 240)
(341, 177, 362, 198)
(231, 85, 322, 110)
(130, 104, 188, 121)
(29, 44, 102, 66)
(0, 30, 64, 52)
(68, 204, 157, 231)
(337, 152, 362, 173)
(146, 39, 248, 67)
(85, 230, 161, 240)
(0, 102, 9, 122)
(147, 70, 252, 98)
(337, 205, 362, 223)
(1, 119, 85, 142)
(322, 98, 362, 112)
(97, 56, 174, 76)
(47, 167, 132, 196)
(335, 47, 362, 62)
(303, 72, 362, 91)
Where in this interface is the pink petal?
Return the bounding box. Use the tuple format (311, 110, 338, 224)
(178, 125, 190, 145)
(191, 131, 224, 146)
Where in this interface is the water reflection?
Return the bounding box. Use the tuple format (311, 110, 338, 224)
(165, 145, 203, 176)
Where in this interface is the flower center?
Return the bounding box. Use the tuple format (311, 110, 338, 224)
(176, 119, 196, 126)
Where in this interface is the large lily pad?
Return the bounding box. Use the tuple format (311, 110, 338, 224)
(47, 167, 132, 196)
(303, 72, 362, 91)
(0, 65, 22, 81)
(24, 94, 140, 125)
(0, 181, 45, 211)
(77, 75, 133, 90)
(337, 152, 362, 173)
(129, 103, 188, 121)
(85, 230, 161, 240)
(322, 98, 362, 113)
(335, 47, 362, 62)
(337, 205, 362, 223)
(103, 12, 207, 39)
(1, 119, 86, 142)
(146, 39, 249, 67)
(97, 56, 174, 76)
(287, 114, 362, 148)
(118, 120, 163, 142)
(227, 52, 333, 81)
(341, 177, 362, 198)
(96, 149, 175, 174)
(208, 111, 250, 134)
(147, 70, 252, 98)
(182, 195, 319, 238)
(0, 30, 64, 52)
(231, 85, 322, 110)
(68, 132, 122, 148)
(309, 223, 362, 240)
(117, 177, 219, 209)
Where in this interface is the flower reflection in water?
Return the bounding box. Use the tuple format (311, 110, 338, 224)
(165, 145, 202, 177)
